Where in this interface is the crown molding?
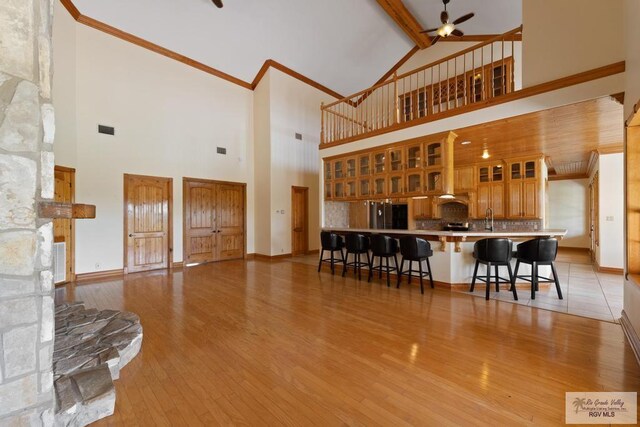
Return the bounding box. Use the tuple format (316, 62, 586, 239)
(59, 0, 346, 99)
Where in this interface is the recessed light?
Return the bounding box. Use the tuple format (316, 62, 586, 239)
(461, 141, 471, 145)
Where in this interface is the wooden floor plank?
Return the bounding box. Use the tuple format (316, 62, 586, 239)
(58, 258, 640, 426)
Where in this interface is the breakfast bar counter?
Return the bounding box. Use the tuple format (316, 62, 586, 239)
(322, 227, 567, 286)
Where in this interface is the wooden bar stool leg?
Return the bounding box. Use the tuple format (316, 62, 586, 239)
(512, 260, 520, 290)
(418, 260, 424, 294)
(551, 262, 563, 300)
(507, 262, 517, 300)
(408, 260, 413, 285)
(426, 257, 434, 288)
(368, 255, 374, 282)
(318, 249, 324, 272)
(342, 251, 348, 277)
(330, 250, 335, 275)
(397, 257, 405, 288)
(485, 262, 492, 300)
(494, 265, 500, 292)
(470, 260, 479, 292)
(385, 256, 391, 287)
(531, 262, 537, 300)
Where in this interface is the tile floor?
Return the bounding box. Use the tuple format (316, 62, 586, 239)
(288, 248, 623, 323)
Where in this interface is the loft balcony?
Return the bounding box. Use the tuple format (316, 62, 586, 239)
(320, 27, 524, 147)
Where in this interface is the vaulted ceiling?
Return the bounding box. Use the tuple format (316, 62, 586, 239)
(69, 0, 522, 96)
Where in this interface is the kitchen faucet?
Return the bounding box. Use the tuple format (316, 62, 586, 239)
(485, 208, 494, 232)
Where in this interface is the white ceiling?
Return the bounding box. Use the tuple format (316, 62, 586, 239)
(404, 0, 522, 35)
(72, 0, 522, 96)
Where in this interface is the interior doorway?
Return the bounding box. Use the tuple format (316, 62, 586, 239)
(54, 165, 75, 283)
(183, 178, 245, 265)
(123, 174, 173, 274)
(291, 186, 309, 255)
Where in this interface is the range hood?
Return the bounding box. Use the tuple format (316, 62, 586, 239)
(439, 131, 457, 199)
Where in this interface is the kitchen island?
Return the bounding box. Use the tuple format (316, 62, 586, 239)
(322, 228, 568, 286)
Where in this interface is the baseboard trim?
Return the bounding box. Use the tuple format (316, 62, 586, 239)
(595, 261, 624, 275)
(75, 268, 124, 283)
(172, 261, 184, 269)
(620, 310, 640, 367)
(247, 253, 293, 261)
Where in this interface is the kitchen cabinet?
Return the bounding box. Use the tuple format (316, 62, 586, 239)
(388, 173, 404, 196)
(412, 198, 432, 219)
(507, 158, 541, 218)
(477, 182, 505, 218)
(372, 175, 386, 197)
(454, 166, 475, 192)
(358, 178, 371, 198)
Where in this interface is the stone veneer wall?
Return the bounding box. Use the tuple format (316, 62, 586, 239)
(0, 0, 56, 424)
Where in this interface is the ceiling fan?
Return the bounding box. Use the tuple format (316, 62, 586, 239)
(421, 0, 475, 45)
(211, 0, 223, 8)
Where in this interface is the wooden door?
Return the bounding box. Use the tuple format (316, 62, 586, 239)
(183, 179, 216, 264)
(508, 182, 522, 218)
(124, 174, 172, 274)
(491, 183, 505, 218)
(522, 181, 538, 218)
(216, 183, 245, 260)
(54, 166, 75, 282)
(292, 187, 308, 256)
(183, 179, 245, 264)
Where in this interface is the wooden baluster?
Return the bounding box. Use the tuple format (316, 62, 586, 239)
(502, 36, 505, 95)
(512, 35, 515, 92)
(472, 49, 475, 104)
(430, 66, 434, 116)
(491, 41, 494, 99)
(463, 52, 467, 106)
(393, 72, 399, 124)
(320, 103, 325, 144)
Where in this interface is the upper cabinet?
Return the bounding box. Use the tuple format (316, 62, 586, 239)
(454, 166, 475, 192)
(322, 140, 543, 222)
(507, 157, 542, 218)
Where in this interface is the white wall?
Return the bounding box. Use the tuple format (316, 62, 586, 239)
(268, 68, 330, 255)
(596, 153, 624, 269)
(52, 2, 255, 273)
(522, 0, 624, 87)
(548, 179, 589, 248)
(51, 2, 77, 166)
(623, 0, 640, 120)
(253, 70, 272, 256)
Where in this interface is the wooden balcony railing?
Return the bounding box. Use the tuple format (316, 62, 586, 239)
(321, 26, 522, 146)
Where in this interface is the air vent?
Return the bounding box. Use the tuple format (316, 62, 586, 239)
(295, 133, 302, 141)
(216, 147, 227, 155)
(98, 125, 115, 135)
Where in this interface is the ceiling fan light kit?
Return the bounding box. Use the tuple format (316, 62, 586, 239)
(421, 0, 475, 45)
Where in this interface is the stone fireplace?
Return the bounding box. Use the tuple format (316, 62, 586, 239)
(0, 0, 57, 424)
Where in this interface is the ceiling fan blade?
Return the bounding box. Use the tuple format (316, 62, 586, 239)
(452, 12, 474, 25)
(211, 0, 223, 8)
(452, 29, 464, 37)
(420, 28, 439, 34)
(440, 10, 449, 24)
(431, 35, 441, 45)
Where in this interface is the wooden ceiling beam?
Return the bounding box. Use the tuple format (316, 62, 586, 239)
(376, 0, 431, 49)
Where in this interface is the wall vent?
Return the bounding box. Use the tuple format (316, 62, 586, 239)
(98, 125, 115, 135)
(295, 133, 303, 140)
(216, 147, 227, 155)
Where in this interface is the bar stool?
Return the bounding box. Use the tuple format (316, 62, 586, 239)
(397, 236, 434, 294)
(317, 231, 344, 275)
(512, 237, 563, 300)
(368, 235, 399, 287)
(342, 234, 370, 280)
(470, 238, 517, 300)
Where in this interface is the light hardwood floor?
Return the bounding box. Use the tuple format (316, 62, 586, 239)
(56, 259, 640, 426)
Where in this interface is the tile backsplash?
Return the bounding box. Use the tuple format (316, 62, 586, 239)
(415, 219, 543, 231)
(324, 202, 349, 228)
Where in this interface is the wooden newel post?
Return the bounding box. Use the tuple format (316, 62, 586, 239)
(393, 72, 400, 125)
(320, 102, 325, 144)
